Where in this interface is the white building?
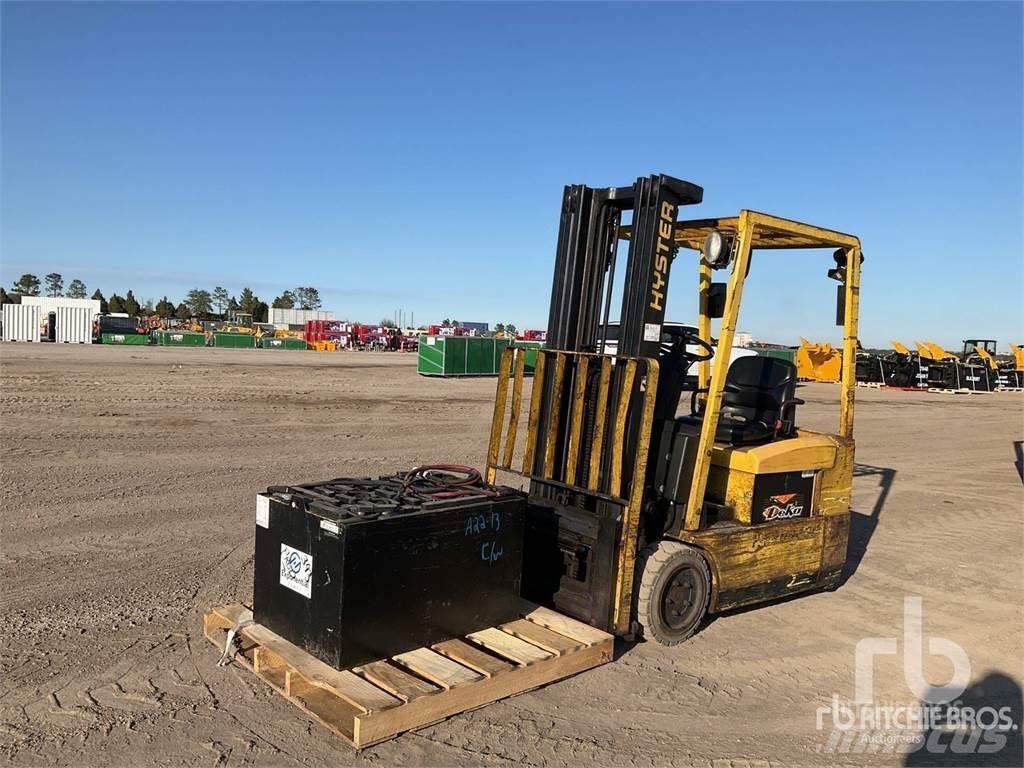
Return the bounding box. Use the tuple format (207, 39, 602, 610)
(734, 331, 753, 348)
(17, 297, 101, 344)
(268, 308, 336, 327)
(2, 304, 42, 342)
(20, 296, 102, 314)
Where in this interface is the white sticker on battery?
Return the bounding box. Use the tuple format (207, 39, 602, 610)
(427, 336, 436, 345)
(255, 495, 270, 528)
(801, 470, 815, 478)
(643, 323, 661, 342)
(320, 519, 340, 535)
(280, 543, 313, 598)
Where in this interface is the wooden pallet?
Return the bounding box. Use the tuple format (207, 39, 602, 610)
(203, 603, 613, 749)
(856, 381, 883, 388)
(928, 387, 971, 394)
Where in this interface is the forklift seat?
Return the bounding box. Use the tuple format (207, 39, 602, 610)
(683, 356, 803, 446)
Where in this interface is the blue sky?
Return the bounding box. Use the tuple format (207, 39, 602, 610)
(2, 2, 1021, 348)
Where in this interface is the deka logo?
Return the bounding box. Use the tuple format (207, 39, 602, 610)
(762, 493, 805, 521)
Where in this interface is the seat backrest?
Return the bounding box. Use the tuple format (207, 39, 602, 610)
(722, 356, 798, 418)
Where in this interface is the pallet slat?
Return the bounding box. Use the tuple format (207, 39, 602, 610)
(393, 648, 482, 688)
(467, 627, 553, 665)
(431, 638, 514, 677)
(203, 604, 613, 749)
(354, 660, 441, 702)
(500, 619, 582, 655)
(353, 640, 611, 748)
(521, 603, 612, 646)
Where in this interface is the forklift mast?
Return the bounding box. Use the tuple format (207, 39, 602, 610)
(540, 174, 703, 471)
(521, 174, 703, 630)
(545, 175, 703, 361)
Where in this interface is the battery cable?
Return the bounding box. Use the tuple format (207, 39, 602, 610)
(398, 464, 500, 500)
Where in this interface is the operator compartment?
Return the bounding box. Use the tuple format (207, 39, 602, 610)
(253, 469, 526, 670)
(656, 355, 832, 526)
(704, 430, 839, 524)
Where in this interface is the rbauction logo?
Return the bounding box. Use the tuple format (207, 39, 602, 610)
(815, 597, 1018, 757)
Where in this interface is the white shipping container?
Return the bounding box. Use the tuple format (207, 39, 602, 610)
(21, 296, 102, 315)
(268, 308, 336, 325)
(55, 306, 95, 344)
(2, 304, 42, 342)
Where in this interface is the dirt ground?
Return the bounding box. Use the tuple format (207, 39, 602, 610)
(1, 344, 1021, 767)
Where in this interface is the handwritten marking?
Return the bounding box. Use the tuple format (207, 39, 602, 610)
(464, 510, 502, 536)
(480, 541, 504, 563)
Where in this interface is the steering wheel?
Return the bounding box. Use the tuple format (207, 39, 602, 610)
(668, 330, 715, 415)
(661, 329, 714, 363)
(684, 333, 715, 362)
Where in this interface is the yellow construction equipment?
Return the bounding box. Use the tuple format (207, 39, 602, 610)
(968, 344, 998, 371)
(216, 312, 258, 335)
(915, 340, 957, 361)
(217, 324, 257, 335)
(879, 341, 927, 388)
(795, 337, 842, 382)
(1010, 343, 1024, 371)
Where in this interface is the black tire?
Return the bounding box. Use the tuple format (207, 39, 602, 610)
(635, 541, 711, 645)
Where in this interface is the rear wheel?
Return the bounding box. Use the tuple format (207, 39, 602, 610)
(635, 541, 711, 645)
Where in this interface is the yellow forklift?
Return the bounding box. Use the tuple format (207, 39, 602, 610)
(487, 174, 862, 643)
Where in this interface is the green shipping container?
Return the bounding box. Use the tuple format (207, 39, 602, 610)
(212, 332, 256, 349)
(754, 348, 797, 364)
(260, 336, 308, 350)
(101, 333, 149, 345)
(515, 341, 544, 374)
(155, 331, 206, 347)
(418, 336, 544, 377)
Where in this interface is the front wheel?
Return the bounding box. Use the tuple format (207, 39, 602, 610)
(635, 541, 711, 645)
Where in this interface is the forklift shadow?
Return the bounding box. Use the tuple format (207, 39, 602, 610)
(841, 462, 897, 586)
(903, 671, 1022, 766)
(1013, 441, 1023, 485)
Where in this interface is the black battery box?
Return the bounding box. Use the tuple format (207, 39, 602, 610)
(253, 473, 526, 669)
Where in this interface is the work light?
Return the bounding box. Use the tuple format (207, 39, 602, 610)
(703, 229, 734, 269)
(828, 248, 849, 282)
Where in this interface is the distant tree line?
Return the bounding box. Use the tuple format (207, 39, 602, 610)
(1, 273, 322, 324)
